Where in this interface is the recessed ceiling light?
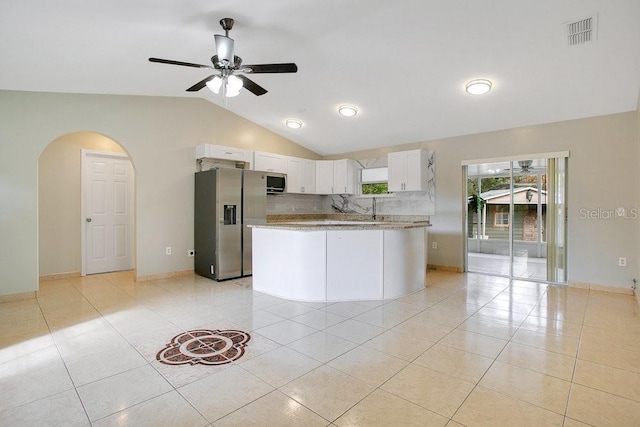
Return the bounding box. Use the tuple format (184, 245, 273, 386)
(285, 119, 302, 129)
(465, 79, 492, 95)
(338, 105, 358, 117)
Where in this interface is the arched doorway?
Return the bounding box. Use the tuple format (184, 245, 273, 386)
(38, 131, 136, 279)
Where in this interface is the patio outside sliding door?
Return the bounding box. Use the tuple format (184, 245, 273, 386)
(464, 153, 567, 283)
(510, 158, 548, 281)
(466, 161, 511, 276)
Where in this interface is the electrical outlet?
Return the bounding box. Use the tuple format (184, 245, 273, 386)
(618, 257, 626, 267)
(187, 249, 195, 257)
(165, 247, 172, 255)
(432, 242, 438, 249)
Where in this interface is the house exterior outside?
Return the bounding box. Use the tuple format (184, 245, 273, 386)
(468, 187, 548, 258)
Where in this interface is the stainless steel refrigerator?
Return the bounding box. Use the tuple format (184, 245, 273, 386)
(194, 168, 266, 281)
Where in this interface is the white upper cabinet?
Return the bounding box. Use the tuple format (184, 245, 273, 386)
(388, 149, 428, 192)
(194, 144, 362, 196)
(334, 159, 359, 195)
(387, 152, 406, 192)
(315, 160, 334, 194)
(195, 143, 252, 163)
(286, 157, 316, 194)
(315, 159, 358, 194)
(253, 151, 288, 174)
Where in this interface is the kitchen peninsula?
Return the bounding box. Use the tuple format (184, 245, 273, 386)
(250, 220, 430, 302)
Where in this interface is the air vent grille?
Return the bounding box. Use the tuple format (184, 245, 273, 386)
(565, 16, 597, 46)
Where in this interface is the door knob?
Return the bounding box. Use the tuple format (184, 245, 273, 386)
(86, 218, 92, 223)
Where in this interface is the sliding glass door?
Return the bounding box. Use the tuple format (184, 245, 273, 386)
(545, 157, 567, 283)
(465, 154, 567, 283)
(466, 161, 512, 276)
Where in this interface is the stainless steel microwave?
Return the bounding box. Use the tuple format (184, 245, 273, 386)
(266, 173, 286, 193)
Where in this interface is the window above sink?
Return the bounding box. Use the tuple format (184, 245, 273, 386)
(361, 167, 389, 196)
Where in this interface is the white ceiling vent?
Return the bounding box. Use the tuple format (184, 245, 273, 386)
(564, 15, 598, 46)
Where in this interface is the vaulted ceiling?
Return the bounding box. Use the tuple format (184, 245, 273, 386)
(1, 1, 639, 155)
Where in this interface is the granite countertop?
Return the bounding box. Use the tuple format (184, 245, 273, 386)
(267, 213, 430, 222)
(250, 219, 431, 231)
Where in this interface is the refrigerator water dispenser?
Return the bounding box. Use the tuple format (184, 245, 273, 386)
(224, 205, 237, 225)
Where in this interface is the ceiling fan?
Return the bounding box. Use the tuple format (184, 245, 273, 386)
(505, 160, 545, 174)
(149, 18, 297, 97)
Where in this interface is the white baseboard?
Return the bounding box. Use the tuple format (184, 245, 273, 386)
(569, 281, 635, 295)
(0, 291, 36, 302)
(39, 271, 82, 282)
(427, 264, 464, 273)
(135, 269, 195, 282)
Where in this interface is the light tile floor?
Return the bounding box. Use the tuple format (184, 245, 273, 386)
(1, 270, 640, 426)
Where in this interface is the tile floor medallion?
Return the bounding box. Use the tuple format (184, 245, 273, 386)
(156, 329, 251, 366)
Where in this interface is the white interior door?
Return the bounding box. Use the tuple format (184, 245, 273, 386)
(82, 150, 134, 275)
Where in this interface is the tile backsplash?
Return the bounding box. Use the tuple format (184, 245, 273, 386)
(267, 193, 332, 214)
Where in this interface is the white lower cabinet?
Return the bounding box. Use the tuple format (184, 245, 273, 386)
(326, 230, 383, 300)
(251, 226, 426, 302)
(383, 229, 425, 298)
(252, 228, 327, 301)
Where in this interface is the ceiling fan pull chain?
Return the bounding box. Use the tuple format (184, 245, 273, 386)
(222, 76, 227, 107)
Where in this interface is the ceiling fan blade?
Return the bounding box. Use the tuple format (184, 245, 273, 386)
(186, 75, 217, 92)
(149, 57, 214, 69)
(241, 63, 298, 73)
(237, 75, 268, 96)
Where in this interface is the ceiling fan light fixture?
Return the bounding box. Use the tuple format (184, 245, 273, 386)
(206, 76, 223, 94)
(465, 79, 492, 95)
(285, 119, 303, 129)
(206, 75, 243, 97)
(226, 75, 243, 97)
(338, 105, 358, 117)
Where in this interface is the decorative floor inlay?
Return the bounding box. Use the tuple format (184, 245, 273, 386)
(156, 329, 251, 366)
